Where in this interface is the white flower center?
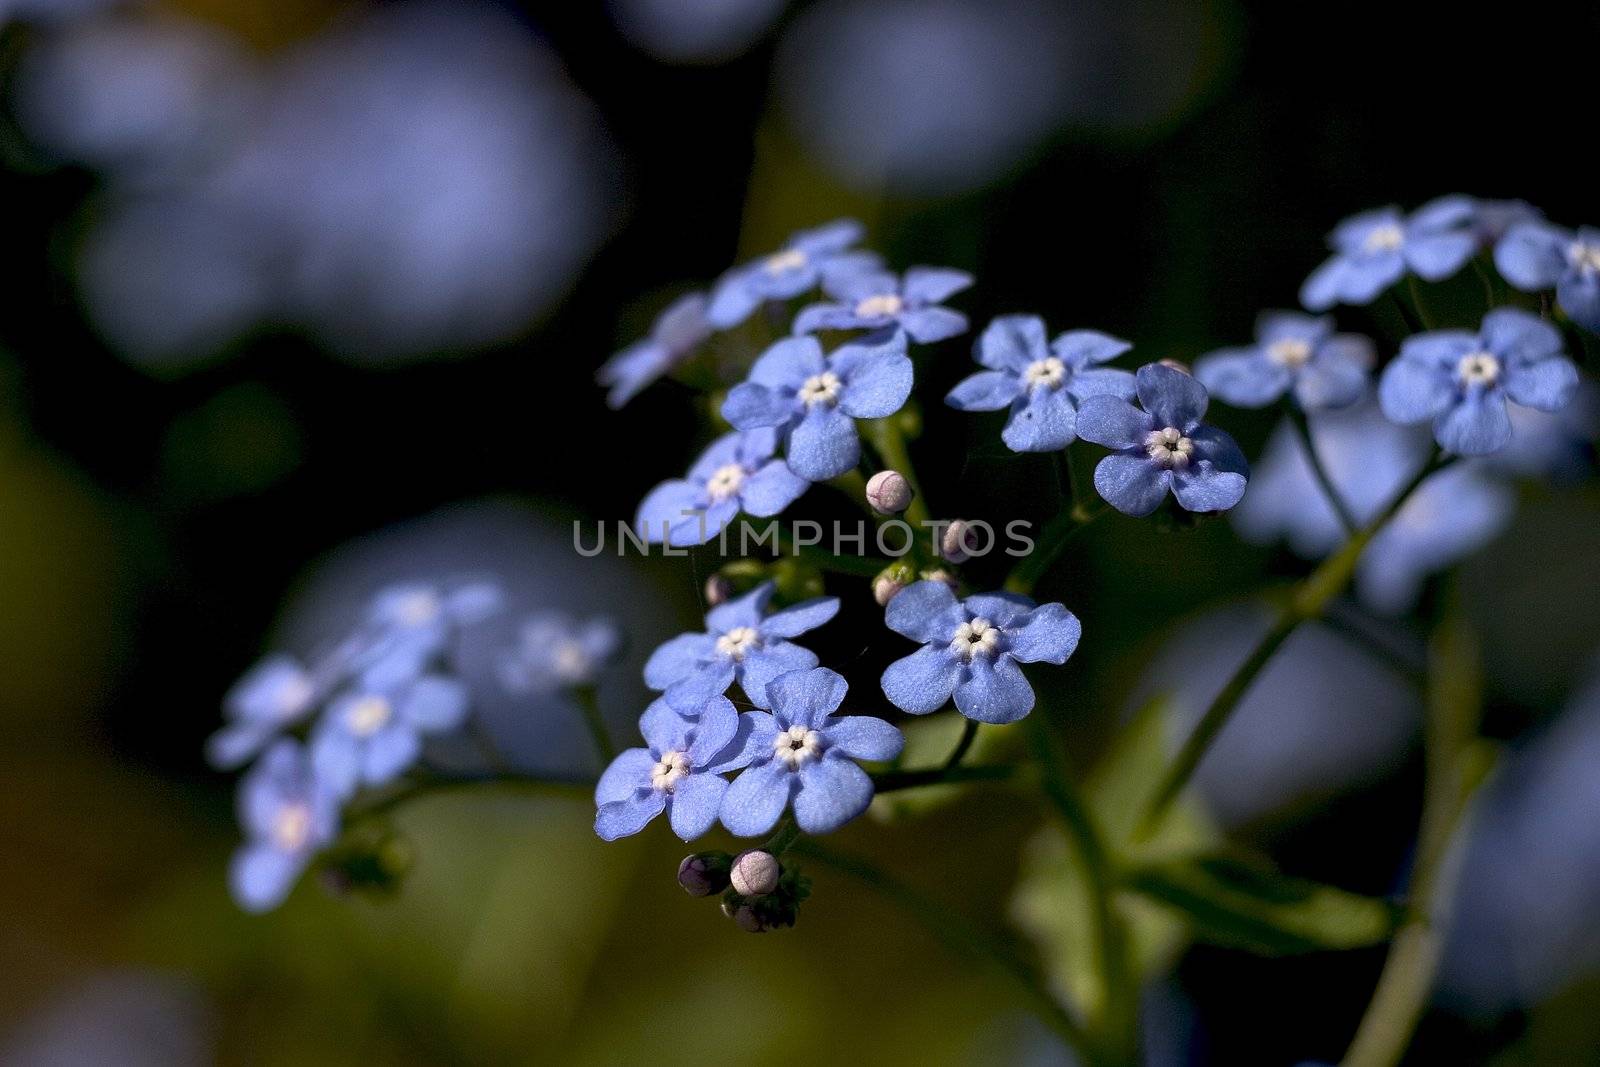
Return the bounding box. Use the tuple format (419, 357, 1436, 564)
(951, 617, 1001, 661)
(773, 724, 823, 769)
(271, 803, 312, 852)
(705, 463, 745, 502)
(1456, 351, 1501, 387)
(1144, 427, 1195, 469)
(715, 625, 762, 660)
(394, 590, 441, 627)
(550, 639, 592, 683)
(1022, 357, 1067, 390)
(764, 248, 808, 275)
(346, 695, 393, 737)
(651, 750, 692, 792)
(1266, 338, 1312, 368)
(854, 293, 903, 318)
(1568, 241, 1600, 273)
(798, 371, 843, 407)
(1362, 223, 1404, 253)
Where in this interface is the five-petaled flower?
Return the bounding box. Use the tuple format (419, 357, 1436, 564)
(792, 265, 972, 343)
(1195, 311, 1373, 410)
(208, 653, 324, 770)
(721, 331, 914, 480)
(946, 315, 1136, 452)
(880, 581, 1081, 724)
(594, 695, 753, 841)
(635, 427, 811, 546)
(707, 219, 880, 329)
(719, 667, 904, 836)
(644, 580, 839, 710)
(1300, 197, 1477, 311)
(1494, 220, 1600, 334)
(1076, 363, 1250, 516)
(1378, 307, 1579, 456)
(229, 740, 340, 913)
(597, 292, 713, 409)
(362, 579, 504, 663)
(498, 611, 622, 693)
(310, 646, 471, 798)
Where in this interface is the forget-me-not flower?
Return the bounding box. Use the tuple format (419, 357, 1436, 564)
(635, 427, 810, 546)
(1076, 363, 1249, 516)
(1359, 464, 1514, 615)
(721, 331, 913, 480)
(945, 315, 1136, 452)
(706, 219, 879, 328)
(594, 695, 752, 841)
(644, 580, 839, 710)
(880, 581, 1080, 723)
(792, 265, 972, 342)
(1494, 220, 1600, 333)
(1300, 197, 1477, 311)
(1471, 199, 1543, 246)
(361, 578, 503, 662)
(1195, 312, 1372, 410)
(597, 292, 713, 409)
(498, 611, 621, 693)
(310, 646, 470, 797)
(719, 667, 903, 836)
(1379, 307, 1579, 455)
(208, 654, 324, 770)
(230, 740, 340, 913)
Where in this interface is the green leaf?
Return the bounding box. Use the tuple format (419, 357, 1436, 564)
(1122, 852, 1402, 955)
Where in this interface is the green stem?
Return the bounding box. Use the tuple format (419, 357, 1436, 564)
(1005, 501, 1109, 594)
(1469, 256, 1499, 309)
(1287, 403, 1358, 537)
(762, 817, 802, 857)
(862, 415, 932, 530)
(573, 685, 616, 763)
(1025, 714, 1137, 1064)
(1340, 609, 1492, 1067)
(1140, 453, 1453, 832)
(790, 839, 1097, 1060)
(943, 719, 980, 770)
(1404, 276, 1435, 331)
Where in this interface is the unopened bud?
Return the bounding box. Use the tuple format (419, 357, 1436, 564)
(730, 850, 782, 896)
(1157, 357, 1191, 374)
(677, 852, 731, 897)
(940, 520, 978, 564)
(865, 470, 914, 515)
(733, 904, 769, 933)
(920, 568, 959, 592)
(872, 562, 916, 607)
(704, 574, 734, 607)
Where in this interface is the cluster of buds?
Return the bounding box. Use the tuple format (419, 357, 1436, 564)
(677, 848, 810, 933)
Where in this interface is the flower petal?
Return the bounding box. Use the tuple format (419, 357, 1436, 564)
(736, 641, 818, 709)
(884, 579, 962, 642)
(1195, 348, 1289, 408)
(1075, 394, 1154, 450)
(880, 644, 960, 715)
(824, 715, 905, 762)
(900, 307, 969, 343)
(903, 266, 973, 304)
(766, 666, 848, 728)
(946, 370, 1023, 411)
(1136, 362, 1209, 429)
(1006, 603, 1082, 664)
(595, 747, 658, 805)
(399, 676, 469, 732)
(1293, 339, 1370, 410)
(664, 660, 737, 710)
(794, 758, 875, 834)
(953, 655, 1035, 724)
(759, 596, 841, 639)
(667, 773, 727, 841)
(1504, 356, 1579, 412)
(1434, 391, 1512, 455)
(1404, 232, 1476, 281)
(1171, 464, 1249, 514)
(837, 350, 914, 420)
(230, 845, 304, 913)
(722, 382, 797, 430)
(643, 632, 715, 689)
(1051, 329, 1131, 368)
(685, 695, 740, 764)
(1065, 367, 1137, 402)
(595, 791, 666, 841)
(1379, 358, 1455, 424)
(719, 759, 792, 837)
(634, 480, 702, 544)
(962, 591, 1035, 628)
(1093, 453, 1170, 517)
(748, 335, 826, 387)
(1494, 222, 1569, 290)
(1002, 386, 1077, 452)
(740, 460, 811, 517)
(976, 314, 1048, 371)
(787, 404, 860, 481)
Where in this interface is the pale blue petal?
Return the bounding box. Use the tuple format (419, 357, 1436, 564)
(711, 712, 777, 773)
(230, 845, 304, 913)
(748, 335, 826, 387)
(824, 716, 905, 762)
(1002, 386, 1077, 452)
(643, 632, 715, 689)
(759, 596, 840, 639)
(595, 747, 656, 804)
(1075, 394, 1154, 450)
(1171, 465, 1249, 514)
(1410, 194, 1475, 232)
(953, 656, 1035, 724)
(361, 724, 422, 785)
(741, 460, 811, 516)
(766, 666, 848, 728)
(595, 791, 666, 841)
(640, 699, 694, 754)
(962, 591, 1034, 628)
(1335, 253, 1404, 305)
(1006, 603, 1082, 664)
(793, 218, 863, 255)
(1379, 359, 1455, 424)
(884, 580, 962, 642)
(837, 351, 914, 419)
(1195, 349, 1289, 408)
(786, 405, 859, 481)
(1293, 338, 1370, 410)
(722, 383, 797, 430)
(1481, 307, 1562, 362)
(947, 370, 1023, 411)
(719, 759, 792, 837)
(1065, 367, 1138, 402)
(1494, 222, 1569, 290)
(1094, 453, 1171, 516)
(706, 581, 774, 632)
(399, 676, 469, 731)
(1504, 356, 1579, 412)
(1557, 273, 1600, 333)
(903, 266, 973, 304)
(1257, 311, 1332, 347)
(634, 480, 701, 544)
(1136, 363, 1209, 430)
(1051, 329, 1131, 368)
(977, 315, 1048, 371)
(667, 773, 727, 841)
(687, 431, 746, 482)
(706, 270, 763, 329)
(880, 644, 960, 715)
(794, 758, 875, 833)
(1434, 391, 1512, 455)
(685, 695, 740, 764)
(1299, 255, 1347, 312)
(664, 660, 737, 710)
(1188, 424, 1250, 476)
(736, 642, 817, 709)
(900, 306, 968, 343)
(1404, 232, 1476, 280)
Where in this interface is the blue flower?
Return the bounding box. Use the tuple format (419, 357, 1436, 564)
(792, 265, 972, 342)
(229, 740, 340, 913)
(593, 695, 752, 841)
(644, 580, 839, 709)
(1300, 196, 1477, 311)
(310, 646, 471, 797)
(635, 427, 810, 546)
(945, 315, 1135, 452)
(721, 331, 913, 480)
(361, 578, 504, 662)
(718, 667, 903, 836)
(1378, 307, 1579, 456)
(1075, 363, 1249, 516)
(498, 611, 621, 693)
(879, 581, 1080, 723)
(1470, 199, 1543, 246)
(1194, 312, 1372, 410)
(1494, 221, 1600, 333)
(207, 654, 323, 770)
(597, 292, 712, 409)
(1359, 464, 1513, 615)
(706, 219, 880, 328)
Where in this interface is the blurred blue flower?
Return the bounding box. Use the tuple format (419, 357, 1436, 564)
(498, 612, 622, 693)
(1076, 363, 1249, 516)
(719, 667, 903, 835)
(597, 292, 712, 409)
(1359, 464, 1514, 615)
(1300, 197, 1477, 311)
(707, 219, 879, 328)
(607, 0, 790, 64)
(361, 578, 504, 663)
(635, 428, 811, 546)
(1494, 221, 1600, 333)
(229, 740, 340, 912)
(1485, 378, 1598, 482)
(310, 647, 471, 797)
(1194, 311, 1372, 410)
(1379, 307, 1579, 456)
(721, 331, 913, 480)
(644, 581, 839, 709)
(792, 265, 972, 342)
(1471, 198, 1543, 246)
(207, 654, 322, 770)
(946, 315, 1135, 452)
(593, 695, 752, 841)
(880, 581, 1080, 723)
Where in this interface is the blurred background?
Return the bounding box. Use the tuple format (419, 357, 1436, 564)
(3, 0, 1599, 1063)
